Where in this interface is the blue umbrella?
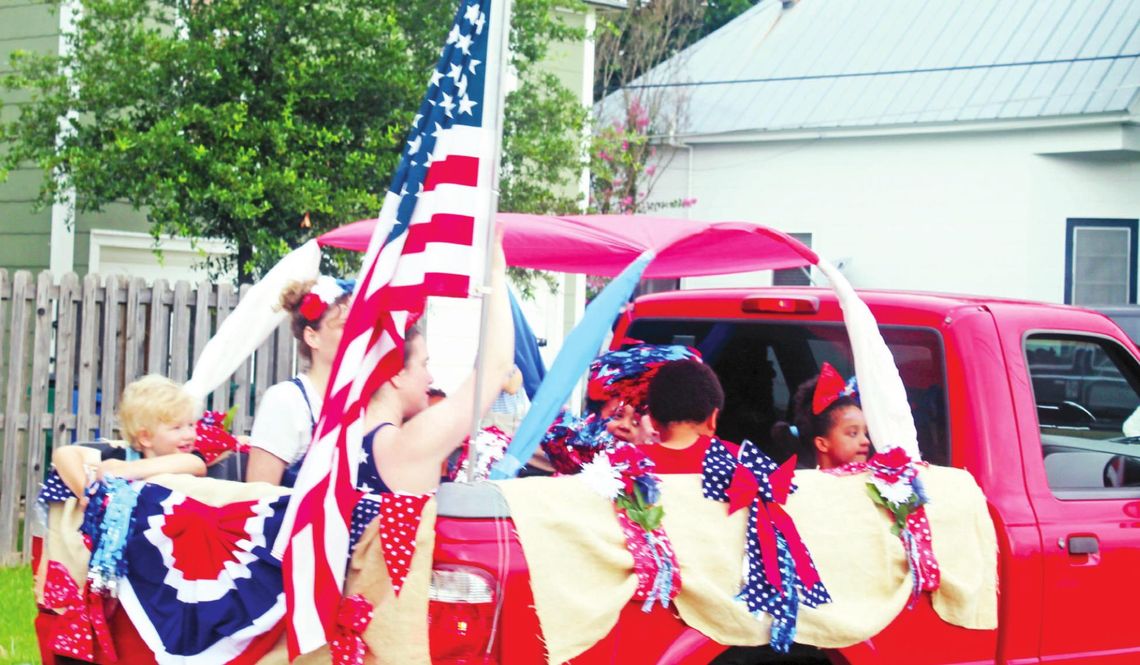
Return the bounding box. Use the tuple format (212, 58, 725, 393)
(490, 250, 656, 480)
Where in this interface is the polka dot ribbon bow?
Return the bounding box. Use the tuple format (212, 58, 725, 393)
(376, 493, 432, 595)
(329, 594, 374, 665)
(41, 561, 116, 662)
(825, 446, 940, 605)
(702, 440, 831, 654)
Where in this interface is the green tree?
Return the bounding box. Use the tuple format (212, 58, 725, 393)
(1, 0, 586, 280)
(701, 0, 762, 38)
(587, 0, 760, 217)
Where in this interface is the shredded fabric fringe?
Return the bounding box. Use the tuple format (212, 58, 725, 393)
(616, 510, 681, 611)
(86, 477, 140, 596)
(764, 532, 799, 653)
(640, 530, 677, 612)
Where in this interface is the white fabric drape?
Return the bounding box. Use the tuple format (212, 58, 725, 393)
(816, 258, 921, 460)
(184, 239, 322, 401)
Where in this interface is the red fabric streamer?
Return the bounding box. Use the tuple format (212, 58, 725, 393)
(615, 511, 681, 604)
(906, 507, 941, 592)
(329, 594, 374, 665)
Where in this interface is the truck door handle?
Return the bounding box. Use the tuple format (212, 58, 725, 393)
(1067, 535, 1099, 555)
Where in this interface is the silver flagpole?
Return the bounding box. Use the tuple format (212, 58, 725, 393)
(466, 0, 514, 483)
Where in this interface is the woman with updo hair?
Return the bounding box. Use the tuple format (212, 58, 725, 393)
(246, 276, 354, 485)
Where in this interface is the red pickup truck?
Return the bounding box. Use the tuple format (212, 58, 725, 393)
(428, 286, 1140, 664)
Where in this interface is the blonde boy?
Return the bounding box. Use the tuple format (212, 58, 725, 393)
(52, 374, 207, 498)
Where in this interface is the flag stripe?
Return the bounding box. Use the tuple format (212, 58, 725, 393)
(404, 213, 475, 254)
(424, 154, 480, 191)
(391, 244, 475, 288)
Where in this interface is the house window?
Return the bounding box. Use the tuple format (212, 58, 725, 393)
(773, 233, 812, 286)
(1065, 219, 1138, 306)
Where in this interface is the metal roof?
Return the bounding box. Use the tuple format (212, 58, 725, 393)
(607, 0, 1140, 136)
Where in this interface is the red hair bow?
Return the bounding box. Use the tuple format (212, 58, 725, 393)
(299, 292, 327, 322)
(811, 362, 855, 415)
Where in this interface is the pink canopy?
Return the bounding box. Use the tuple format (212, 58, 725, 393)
(316, 213, 818, 279)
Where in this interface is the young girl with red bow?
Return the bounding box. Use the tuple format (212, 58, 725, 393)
(773, 362, 871, 470)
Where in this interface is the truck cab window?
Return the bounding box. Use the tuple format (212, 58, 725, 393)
(1026, 334, 1140, 497)
(624, 320, 950, 466)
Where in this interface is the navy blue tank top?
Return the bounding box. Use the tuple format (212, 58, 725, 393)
(356, 423, 395, 495)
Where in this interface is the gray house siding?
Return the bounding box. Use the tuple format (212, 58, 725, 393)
(0, 0, 59, 272)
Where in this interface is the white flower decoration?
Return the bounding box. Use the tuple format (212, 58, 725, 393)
(872, 475, 914, 506)
(310, 275, 346, 305)
(578, 451, 624, 500)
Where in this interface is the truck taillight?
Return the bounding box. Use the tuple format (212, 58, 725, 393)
(428, 566, 498, 664)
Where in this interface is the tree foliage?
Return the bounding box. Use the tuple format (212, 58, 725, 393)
(501, 67, 587, 297)
(1, 0, 586, 280)
(701, 0, 762, 39)
(587, 0, 759, 218)
(592, 0, 704, 102)
(585, 0, 756, 299)
(589, 0, 703, 217)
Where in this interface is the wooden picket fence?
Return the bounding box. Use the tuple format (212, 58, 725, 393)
(0, 270, 299, 564)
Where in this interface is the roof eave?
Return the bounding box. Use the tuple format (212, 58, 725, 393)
(583, 0, 628, 9)
(668, 112, 1140, 145)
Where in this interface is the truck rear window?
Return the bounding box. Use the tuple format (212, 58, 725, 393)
(624, 319, 949, 466)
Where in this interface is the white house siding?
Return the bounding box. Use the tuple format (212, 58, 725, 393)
(660, 121, 1140, 304)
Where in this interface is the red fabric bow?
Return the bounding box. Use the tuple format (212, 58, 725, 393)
(195, 411, 248, 465)
(299, 292, 328, 321)
(42, 561, 117, 662)
(869, 447, 912, 482)
(329, 594, 374, 665)
(812, 362, 850, 415)
(726, 456, 820, 594)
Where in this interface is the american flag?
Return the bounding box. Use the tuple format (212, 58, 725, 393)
(273, 0, 500, 656)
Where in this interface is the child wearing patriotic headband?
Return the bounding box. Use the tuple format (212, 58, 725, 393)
(772, 362, 871, 470)
(246, 276, 354, 485)
(587, 343, 701, 445)
(539, 344, 699, 474)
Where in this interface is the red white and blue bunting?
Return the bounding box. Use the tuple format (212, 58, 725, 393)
(115, 485, 288, 664)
